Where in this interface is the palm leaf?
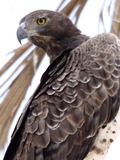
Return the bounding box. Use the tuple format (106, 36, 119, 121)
(110, 0, 120, 38)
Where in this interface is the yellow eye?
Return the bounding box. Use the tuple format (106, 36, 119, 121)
(37, 18, 46, 25)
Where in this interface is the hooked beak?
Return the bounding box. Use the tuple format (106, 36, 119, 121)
(17, 24, 28, 44)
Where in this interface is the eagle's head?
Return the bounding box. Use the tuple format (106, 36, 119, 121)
(17, 10, 84, 61)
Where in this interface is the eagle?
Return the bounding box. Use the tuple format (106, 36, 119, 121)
(3, 10, 120, 160)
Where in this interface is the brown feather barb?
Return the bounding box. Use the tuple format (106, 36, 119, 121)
(4, 10, 120, 160)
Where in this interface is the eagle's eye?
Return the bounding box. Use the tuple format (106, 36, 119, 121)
(37, 18, 46, 25)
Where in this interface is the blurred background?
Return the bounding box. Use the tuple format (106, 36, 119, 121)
(0, 0, 120, 159)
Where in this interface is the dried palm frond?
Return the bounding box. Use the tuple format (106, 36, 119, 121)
(57, 0, 87, 25)
(99, 0, 119, 34)
(0, 45, 44, 148)
(110, 0, 120, 38)
(0, 43, 31, 75)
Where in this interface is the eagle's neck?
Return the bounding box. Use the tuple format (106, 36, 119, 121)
(47, 33, 89, 63)
(30, 31, 89, 63)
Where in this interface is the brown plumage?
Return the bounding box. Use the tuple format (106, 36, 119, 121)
(3, 10, 120, 160)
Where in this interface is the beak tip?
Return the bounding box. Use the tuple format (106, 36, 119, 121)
(17, 35, 22, 44)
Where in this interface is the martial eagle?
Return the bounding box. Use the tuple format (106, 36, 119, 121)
(3, 10, 120, 160)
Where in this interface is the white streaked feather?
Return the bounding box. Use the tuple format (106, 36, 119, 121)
(84, 108, 120, 160)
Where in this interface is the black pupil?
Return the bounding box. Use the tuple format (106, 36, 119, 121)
(40, 19, 44, 23)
